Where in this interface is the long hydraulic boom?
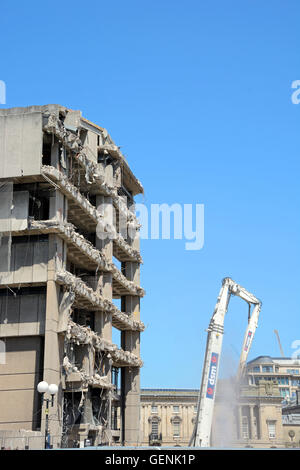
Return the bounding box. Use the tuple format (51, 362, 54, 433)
(189, 277, 261, 447)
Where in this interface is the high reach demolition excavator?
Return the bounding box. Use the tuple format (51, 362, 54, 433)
(189, 277, 262, 447)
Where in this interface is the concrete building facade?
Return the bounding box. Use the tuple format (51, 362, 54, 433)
(0, 105, 145, 449)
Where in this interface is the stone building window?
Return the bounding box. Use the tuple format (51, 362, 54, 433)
(262, 366, 273, 373)
(173, 418, 181, 437)
(277, 377, 289, 385)
(267, 420, 276, 439)
(173, 405, 179, 413)
(151, 405, 158, 413)
(241, 416, 249, 439)
(151, 419, 159, 436)
(148, 415, 161, 442)
(280, 388, 290, 398)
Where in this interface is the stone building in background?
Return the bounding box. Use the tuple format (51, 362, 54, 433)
(234, 380, 300, 448)
(141, 373, 300, 448)
(0, 105, 145, 449)
(245, 356, 300, 400)
(212, 355, 300, 448)
(140, 389, 199, 446)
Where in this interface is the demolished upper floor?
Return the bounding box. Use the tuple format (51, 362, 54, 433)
(0, 104, 143, 197)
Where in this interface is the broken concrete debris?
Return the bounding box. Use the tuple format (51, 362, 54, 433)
(55, 269, 144, 332)
(41, 165, 142, 263)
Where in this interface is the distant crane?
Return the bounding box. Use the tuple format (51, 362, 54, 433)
(274, 329, 285, 357)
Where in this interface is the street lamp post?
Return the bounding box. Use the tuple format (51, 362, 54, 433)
(37, 381, 58, 449)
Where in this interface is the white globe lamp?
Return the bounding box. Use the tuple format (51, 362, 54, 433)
(37, 381, 49, 394)
(48, 383, 58, 396)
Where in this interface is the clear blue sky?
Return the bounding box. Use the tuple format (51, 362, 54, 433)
(1, 1, 300, 388)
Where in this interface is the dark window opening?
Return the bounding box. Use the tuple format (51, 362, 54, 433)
(73, 228, 96, 249)
(11, 234, 48, 244)
(94, 351, 106, 376)
(111, 405, 119, 431)
(28, 193, 50, 221)
(13, 183, 51, 221)
(63, 392, 83, 426)
(42, 135, 52, 166)
(91, 388, 102, 426)
(66, 343, 87, 370)
(0, 285, 47, 297)
(83, 193, 96, 208)
(97, 151, 114, 166)
(112, 367, 119, 389)
(72, 309, 95, 331)
(80, 129, 88, 146)
(121, 296, 126, 313)
(121, 263, 126, 277)
(117, 185, 134, 209)
(68, 263, 94, 278)
(59, 112, 66, 123)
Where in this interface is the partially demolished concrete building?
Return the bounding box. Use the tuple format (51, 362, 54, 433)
(0, 105, 145, 449)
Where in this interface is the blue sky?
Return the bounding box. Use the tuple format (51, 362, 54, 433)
(1, 1, 300, 388)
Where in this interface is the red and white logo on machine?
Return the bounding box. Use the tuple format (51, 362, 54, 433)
(244, 331, 252, 352)
(206, 352, 219, 399)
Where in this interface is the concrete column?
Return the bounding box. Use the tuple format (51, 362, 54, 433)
(49, 190, 65, 223)
(96, 196, 113, 288)
(41, 234, 63, 448)
(238, 406, 243, 440)
(121, 366, 140, 445)
(166, 405, 170, 441)
(161, 406, 167, 440)
(96, 195, 114, 257)
(121, 256, 141, 446)
(140, 405, 144, 443)
(95, 195, 113, 382)
(257, 405, 263, 440)
(77, 426, 89, 448)
(105, 164, 114, 187)
(249, 405, 256, 440)
(130, 221, 140, 250)
(183, 406, 188, 440)
(82, 390, 93, 425)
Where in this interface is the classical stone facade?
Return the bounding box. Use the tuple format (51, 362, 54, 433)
(234, 380, 284, 448)
(0, 105, 144, 449)
(141, 381, 300, 448)
(140, 389, 199, 446)
(213, 379, 300, 448)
